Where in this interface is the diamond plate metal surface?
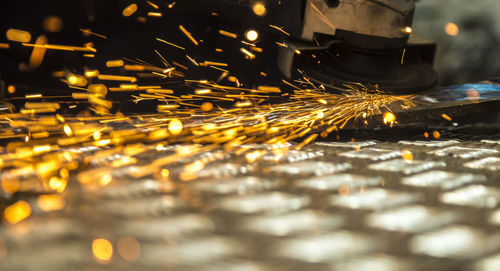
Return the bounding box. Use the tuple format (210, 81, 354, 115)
(3, 132, 500, 271)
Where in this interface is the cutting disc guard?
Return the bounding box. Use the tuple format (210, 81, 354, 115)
(284, 39, 439, 94)
(295, 45, 438, 93)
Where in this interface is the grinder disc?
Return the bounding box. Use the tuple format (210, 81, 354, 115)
(296, 46, 438, 94)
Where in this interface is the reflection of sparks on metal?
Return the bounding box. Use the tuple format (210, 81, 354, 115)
(402, 149, 414, 161)
(92, 238, 113, 263)
(383, 112, 396, 126)
(117, 236, 141, 262)
(433, 131, 441, 139)
(3, 201, 32, 224)
(37, 194, 65, 211)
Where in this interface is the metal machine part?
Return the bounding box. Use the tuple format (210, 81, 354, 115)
(301, 0, 415, 42)
(284, 0, 438, 93)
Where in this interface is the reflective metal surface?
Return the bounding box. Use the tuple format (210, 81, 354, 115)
(3, 134, 500, 270)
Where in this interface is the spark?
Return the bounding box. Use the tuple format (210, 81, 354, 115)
(235, 100, 252, 107)
(250, 46, 263, 52)
(186, 55, 199, 66)
(29, 35, 48, 69)
(67, 74, 88, 87)
(43, 16, 64, 33)
(402, 149, 414, 161)
(106, 60, 124, 67)
(179, 25, 199, 46)
(383, 112, 396, 125)
(441, 114, 452, 121)
(122, 3, 138, 17)
(173, 61, 188, 70)
(252, 2, 267, 16)
(276, 42, 288, 48)
(240, 48, 256, 60)
(147, 1, 159, 9)
(160, 169, 170, 178)
(219, 30, 238, 39)
(6, 29, 31, 43)
(148, 12, 162, 17)
(269, 25, 290, 36)
(7, 85, 16, 94)
(0, 7, 421, 223)
(257, 86, 281, 93)
(22, 43, 97, 53)
(93, 131, 102, 141)
(80, 28, 108, 39)
(245, 30, 259, 41)
(200, 61, 228, 67)
(25, 93, 42, 99)
(85, 69, 100, 78)
(63, 125, 73, 136)
(195, 89, 212, 95)
(445, 22, 460, 36)
(168, 119, 183, 135)
(98, 74, 137, 83)
(403, 26, 413, 34)
(246, 150, 266, 163)
(201, 102, 214, 111)
(156, 38, 185, 50)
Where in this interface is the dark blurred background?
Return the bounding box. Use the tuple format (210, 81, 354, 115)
(0, 0, 293, 98)
(0, 0, 176, 92)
